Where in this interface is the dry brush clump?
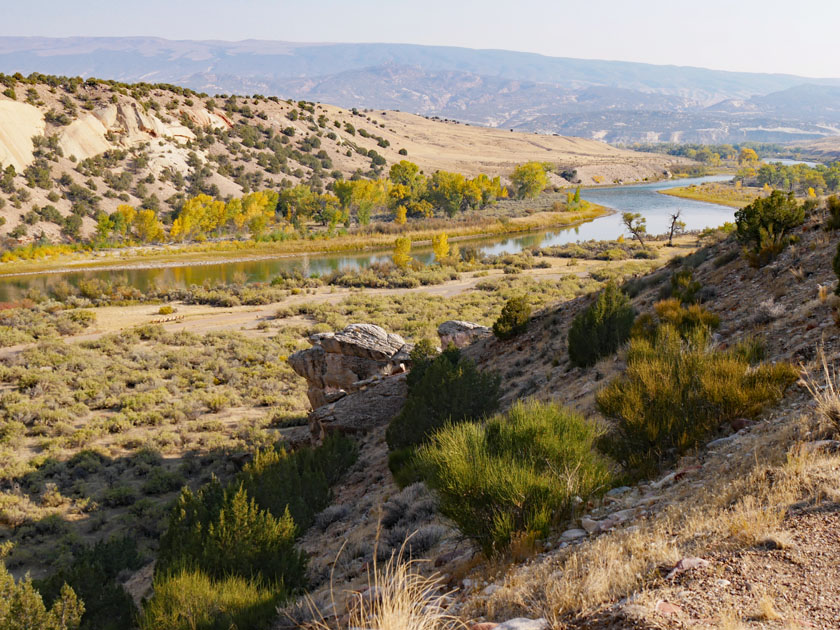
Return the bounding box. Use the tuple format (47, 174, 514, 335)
(304, 544, 465, 630)
(800, 345, 840, 437)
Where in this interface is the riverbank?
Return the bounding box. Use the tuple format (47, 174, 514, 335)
(0, 207, 609, 278)
(658, 182, 761, 208)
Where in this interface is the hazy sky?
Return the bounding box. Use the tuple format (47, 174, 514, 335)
(2, 0, 838, 77)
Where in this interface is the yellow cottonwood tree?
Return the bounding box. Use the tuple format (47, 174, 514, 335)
(432, 232, 449, 263)
(393, 236, 412, 269)
(510, 162, 548, 199)
(133, 209, 166, 243)
(170, 194, 226, 241)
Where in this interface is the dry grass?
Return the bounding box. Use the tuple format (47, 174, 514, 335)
(799, 345, 840, 436)
(754, 592, 783, 621)
(306, 540, 465, 630)
(716, 607, 747, 630)
(473, 401, 840, 625)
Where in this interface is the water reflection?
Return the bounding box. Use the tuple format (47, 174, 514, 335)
(0, 176, 736, 301)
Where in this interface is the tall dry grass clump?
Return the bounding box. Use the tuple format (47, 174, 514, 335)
(307, 544, 464, 630)
(799, 345, 840, 436)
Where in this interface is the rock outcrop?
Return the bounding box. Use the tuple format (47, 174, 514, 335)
(289, 323, 412, 409)
(438, 320, 491, 348)
(288, 323, 414, 442)
(0, 101, 45, 172)
(308, 373, 408, 442)
(58, 101, 196, 161)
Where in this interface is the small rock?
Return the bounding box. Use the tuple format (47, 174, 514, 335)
(471, 624, 499, 630)
(438, 320, 491, 349)
(580, 517, 600, 534)
(666, 556, 710, 580)
(612, 508, 637, 523)
(495, 618, 549, 630)
(715, 579, 732, 587)
(655, 600, 682, 617)
(606, 486, 631, 497)
(707, 435, 735, 449)
(651, 472, 676, 489)
(462, 578, 475, 589)
(483, 584, 501, 597)
(561, 528, 587, 541)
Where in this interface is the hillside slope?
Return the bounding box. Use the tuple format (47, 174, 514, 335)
(0, 75, 675, 243)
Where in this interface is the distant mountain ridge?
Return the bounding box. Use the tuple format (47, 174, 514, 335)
(2, 36, 840, 143)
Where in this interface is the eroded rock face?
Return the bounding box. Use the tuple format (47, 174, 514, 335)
(438, 320, 491, 349)
(288, 323, 412, 409)
(309, 373, 408, 442)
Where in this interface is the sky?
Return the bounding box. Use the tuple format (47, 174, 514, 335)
(2, 0, 838, 78)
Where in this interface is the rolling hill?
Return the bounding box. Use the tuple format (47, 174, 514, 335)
(2, 37, 840, 143)
(0, 75, 676, 243)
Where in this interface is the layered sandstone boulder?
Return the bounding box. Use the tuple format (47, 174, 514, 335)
(437, 320, 491, 349)
(288, 323, 412, 409)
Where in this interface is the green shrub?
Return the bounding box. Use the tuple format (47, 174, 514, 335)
(158, 433, 355, 594)
(1, 551, 84, 630)
(568, 282, 635, 367)
(386, 348, 500, 451)
(157, 480, 305, 589)
(158, 305, 174, 315)
(825, 195, 840, 230)
(418, 400, 611, 555)
(668, 268, 701, 304)
(139, 569, 279, 630)
(735, 190, 804, 267)
(492, 296, 531, 340)
(631, 298, 719, 343)
(596, 324, 798, 477)
(36, 538, 141, 630)
(238, 433, 357, 533)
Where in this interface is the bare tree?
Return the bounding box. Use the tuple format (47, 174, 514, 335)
(667, 209, 686, 246)
(622, 212, 647, 249)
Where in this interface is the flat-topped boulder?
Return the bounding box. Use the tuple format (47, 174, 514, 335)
(289, 323, 412, 409)
(312, 323, 410, 361)
(438, 320, 491, 349)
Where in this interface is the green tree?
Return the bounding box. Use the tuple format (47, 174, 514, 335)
(510, 162, 548, 199)
(622, 212, 647, 249)
(568, 282, 636, 367)
(492, 296, 531, 340)
(735, 190, 804, 266)
(386, 348, 500, 451)
(157, 479, 305, 589)
(0, 550, 84, 630)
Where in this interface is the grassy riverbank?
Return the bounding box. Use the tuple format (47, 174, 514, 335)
(0, 207, 609, 277)
(659, 182, 761, 208)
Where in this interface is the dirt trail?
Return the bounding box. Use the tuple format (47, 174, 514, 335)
(0, 267, 535, 358)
